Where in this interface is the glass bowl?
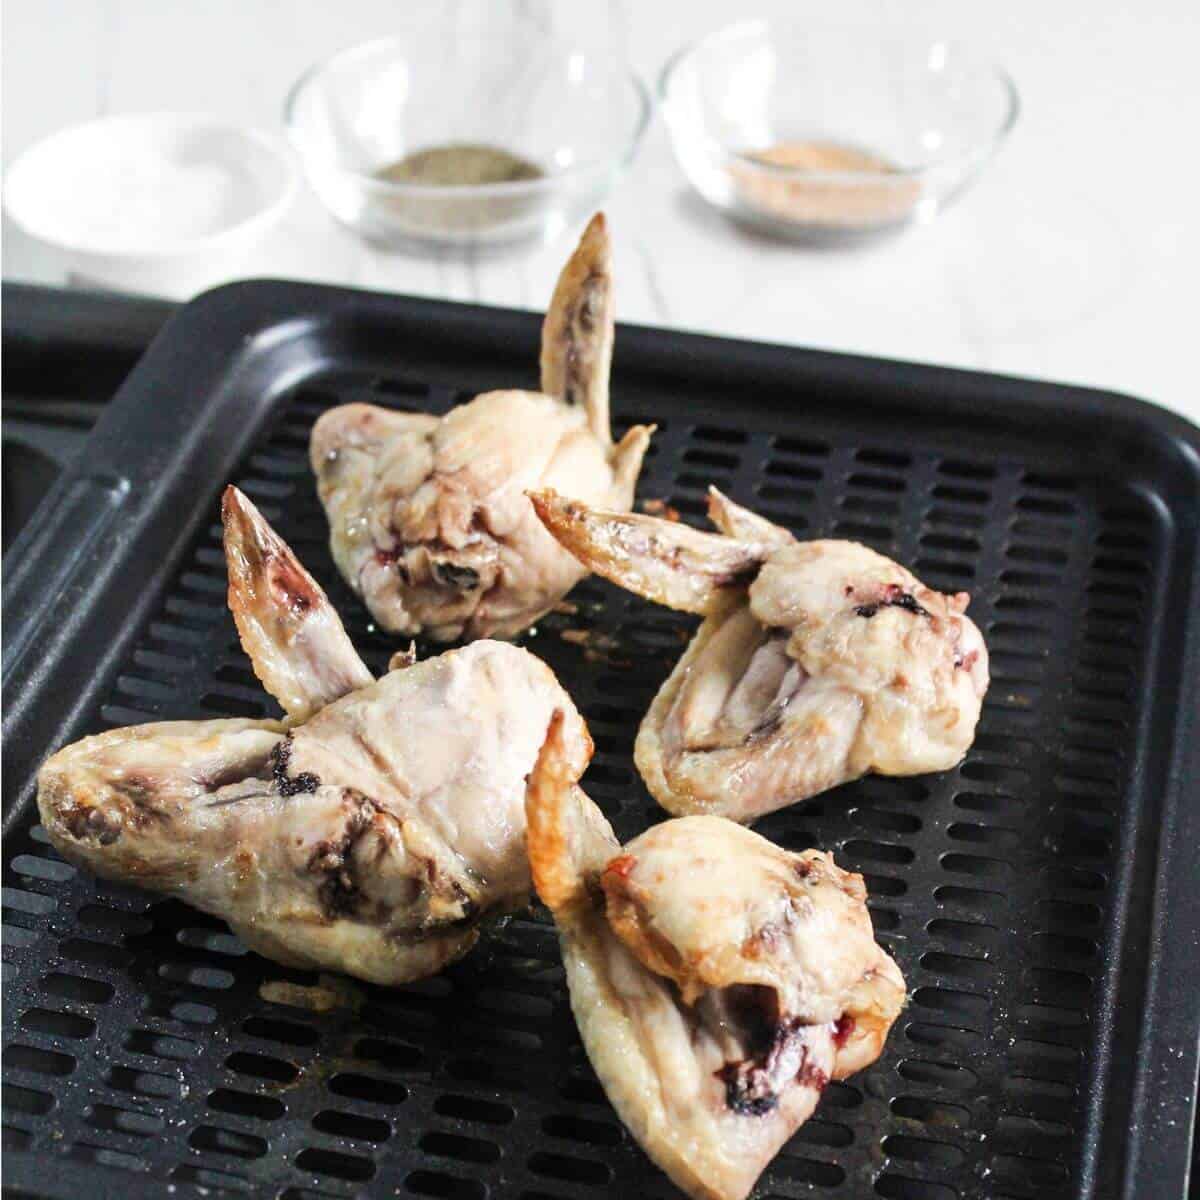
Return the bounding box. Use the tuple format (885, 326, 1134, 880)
(285, 32, 650, 254)
(660, 20, 1019, 242)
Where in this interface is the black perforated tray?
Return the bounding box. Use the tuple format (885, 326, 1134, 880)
(3, 282, 1198, 1200)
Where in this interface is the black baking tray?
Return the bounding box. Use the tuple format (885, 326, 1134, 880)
(3, 281, 1198, 1200)
(1, 283, 174, 555)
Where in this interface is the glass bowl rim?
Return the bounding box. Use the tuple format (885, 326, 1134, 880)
(284, 33, 654, 197)
(657, 17, 1020, 182)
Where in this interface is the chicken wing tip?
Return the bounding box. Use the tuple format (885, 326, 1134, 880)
(221, 484, 287, 556)
(705, 486, 795, 549)
(526, 712, 576, 912)
(525, 709, 615, 916)
(525, 487, 572, 529)
(580, 210, 608, 247)
(387, 642, 419, 672)
(616, 423, 656, 448)
(221, 483, 250, 524)
(222, 486, 296, 578)
(221, 479, 374, 720)
(557, 212, 611, 282)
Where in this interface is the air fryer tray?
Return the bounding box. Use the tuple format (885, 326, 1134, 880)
(3, 282, 1198, 1200)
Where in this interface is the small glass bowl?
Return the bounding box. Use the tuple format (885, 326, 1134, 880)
(285, 32, 650, 254)
(660, 20, 1019, 242)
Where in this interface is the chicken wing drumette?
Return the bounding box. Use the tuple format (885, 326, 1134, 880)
(309, 214, 651, 642)
(530, 487, 989, 821)
(36, 487, 591, 985)
(527, 713, 905, 1200)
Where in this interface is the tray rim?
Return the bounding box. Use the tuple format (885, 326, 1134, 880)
(3, 278, 1197, 1200)
(213, 279, 1200, 446)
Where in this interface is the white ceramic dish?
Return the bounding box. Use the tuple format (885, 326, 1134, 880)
(3, 113, 298, 297)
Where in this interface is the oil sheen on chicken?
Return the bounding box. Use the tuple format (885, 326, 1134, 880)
(36, 487, 591, 985)
(526, 712, 905, 1200)
(530, 486, 989, 821)
(309, 213, 651, 642)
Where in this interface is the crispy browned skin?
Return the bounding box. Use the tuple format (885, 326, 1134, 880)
(525, 716, 905, 1200)
(525, 710, 616, 914)
(527, 488, 771, 615)
(222, 485, 372, 722)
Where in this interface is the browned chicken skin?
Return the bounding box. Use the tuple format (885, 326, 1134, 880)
(526, 712, 905, 1200)
(309, 214, 652, 642)
(531, 487, 989, 821)
(36, 488, 591, 985)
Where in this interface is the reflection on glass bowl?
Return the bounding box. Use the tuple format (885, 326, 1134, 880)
(660, 20, 1019, 243)
(286, 32, 651, 254)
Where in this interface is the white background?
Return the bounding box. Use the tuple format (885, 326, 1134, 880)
(3, 0, 1198, 427)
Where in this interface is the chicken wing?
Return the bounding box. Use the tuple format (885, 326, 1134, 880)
(310, 214, 652, 642)
(531, 487, 989, 821)
(526, 712, 905, 1200)
(37, 490, 591, 985)
(222, 484, 373, 722)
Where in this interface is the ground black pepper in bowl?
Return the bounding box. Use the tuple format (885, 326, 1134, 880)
(376, 144, 544, 187)
(372, 143, 549, 240)
(285, 32, 650, 250)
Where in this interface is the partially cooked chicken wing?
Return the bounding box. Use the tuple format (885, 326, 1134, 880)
(527, 712, 905, 1200)
(310, 214, 652, 642)
(37, 487, 591, 985)
(531, 487, 989, 821)
(222, 482, 373, 722)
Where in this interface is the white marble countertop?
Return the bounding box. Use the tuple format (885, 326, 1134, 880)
(4, 0, 1198, 429)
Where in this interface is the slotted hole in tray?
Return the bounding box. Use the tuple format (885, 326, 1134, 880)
(1, 361, 1175, 1198)
(327, 1072, 407, 1107)
(875, 1175, 959, 1200)
(312, 1108, 391, 1143)
(406, 1171, 486, 1199)
(294, 1146, 375, 1181)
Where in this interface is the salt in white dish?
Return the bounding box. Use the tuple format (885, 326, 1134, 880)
(3, 113, 299, 297)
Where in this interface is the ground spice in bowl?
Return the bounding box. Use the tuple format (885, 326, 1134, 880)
(729, 140, 922, 234)
(377, 144, 543, 186)
(373, 142, 548, 239)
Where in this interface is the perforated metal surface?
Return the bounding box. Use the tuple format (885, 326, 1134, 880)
(3, 291, 1197, 1200)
